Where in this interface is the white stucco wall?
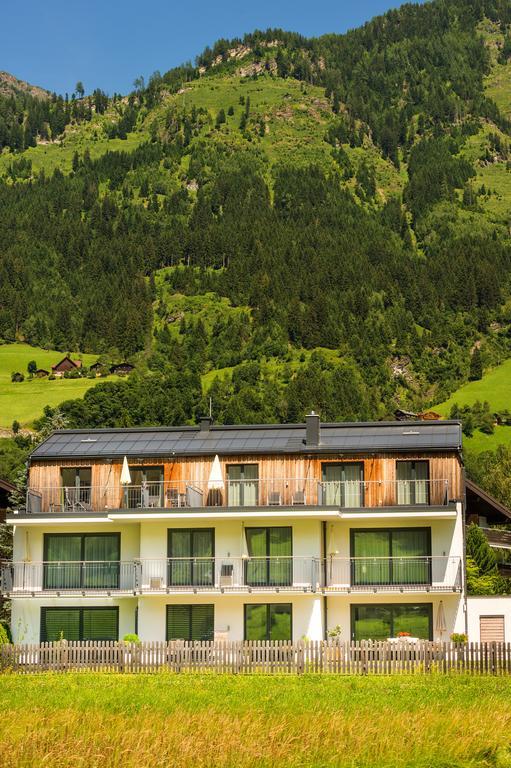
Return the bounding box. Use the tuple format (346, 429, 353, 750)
(467, 597, 511, 642)
(11, 597, 138, 644)
(137, 594, 325, 642)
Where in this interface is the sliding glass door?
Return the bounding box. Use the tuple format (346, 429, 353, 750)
(244, 604, 292, 641)
(127, 466, 164, 508)
(322, 463, 363, 507)
(167, 529, 214, 586)
(245, 527, 292, 586)
(396, 461, 429, 505)
(351, 528, 431, 586)
(60, 467, 92, 511)
(43, 533, 120, 590)
(227, 465, 259, 507)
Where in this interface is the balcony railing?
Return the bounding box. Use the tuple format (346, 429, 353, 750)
(24, 478, 451, 514)
(1, 556, 462, 595)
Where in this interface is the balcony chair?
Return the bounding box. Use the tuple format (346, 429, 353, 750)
(292, 490, 306, 505)
(268, 491, 282, 506)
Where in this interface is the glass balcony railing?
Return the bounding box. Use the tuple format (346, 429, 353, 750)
(24, 478, 451, 514)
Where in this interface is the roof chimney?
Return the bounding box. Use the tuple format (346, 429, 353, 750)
(199, 416, 213, 431)
(306, 412, 320, 447)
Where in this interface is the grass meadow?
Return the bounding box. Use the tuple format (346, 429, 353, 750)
(1, 673, 511, 767)
(0, 343, 109, 427)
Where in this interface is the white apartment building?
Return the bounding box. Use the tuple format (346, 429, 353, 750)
(2, 416, 467, 644)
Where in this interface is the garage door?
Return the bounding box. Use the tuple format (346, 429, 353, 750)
(480, 616, 505, 643)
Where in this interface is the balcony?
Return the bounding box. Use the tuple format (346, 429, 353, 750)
(24, 478, 451, 514)
(1, 556, 462, 595)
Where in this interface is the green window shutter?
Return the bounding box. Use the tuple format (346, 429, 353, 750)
(41, 608, 80, 642)
(190, 605, 214, 641)
(167, 605, 190, 640)
(82, 608, 118, 641)
(166, 605, 214, 641)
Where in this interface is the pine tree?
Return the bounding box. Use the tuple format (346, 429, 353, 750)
(466, 523, 497, 576)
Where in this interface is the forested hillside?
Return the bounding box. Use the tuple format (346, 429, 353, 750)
(3, 0, 511, 433)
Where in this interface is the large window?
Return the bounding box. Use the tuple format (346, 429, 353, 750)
(166, 605, 214, 641)
(227, 465, 259, 507)
(126, 466, 164, 508)
(351, 528, 431, 586)
(396, 461, 429, 505)
(321, 463, 364, 507)
(40, 607, 119, 642)
(245, 527, 292, 586)
(244, 604, 292, 641)
(60, 467, 92, 511)
(167, 529, 214, 586)
(351, 604, 433, 641)
(43, 533, 120, 589)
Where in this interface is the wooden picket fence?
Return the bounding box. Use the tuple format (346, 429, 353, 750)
(2, 640, 511, 675)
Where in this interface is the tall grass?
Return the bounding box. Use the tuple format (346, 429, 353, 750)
(1, 674, 511, 767)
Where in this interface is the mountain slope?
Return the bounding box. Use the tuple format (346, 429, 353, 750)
(0, 71, 49, 99)
(2, 0, 511, 430)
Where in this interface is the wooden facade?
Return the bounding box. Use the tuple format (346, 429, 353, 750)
(28, 451, 463, 513)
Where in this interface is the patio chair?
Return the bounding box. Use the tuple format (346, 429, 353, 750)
(292, 489, 306, 505)
(268, 491, 282, 506)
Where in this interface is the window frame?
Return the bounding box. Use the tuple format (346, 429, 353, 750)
(226, 463, 259, 507)
(350, 603, 433, 641)
(244, 603, 293, 642)
(165, 604, 214, 642)
(349, 527, 432, 586)
(40, 606, 119, 642)
(396, 460, 430, 505)
(167, 528, 215, 586)
(43, 532, 121, 590)
(244, 526, 293, 586)
(321, 462, 365, 507)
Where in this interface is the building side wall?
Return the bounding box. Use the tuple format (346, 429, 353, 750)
(467, 597, 511, 643)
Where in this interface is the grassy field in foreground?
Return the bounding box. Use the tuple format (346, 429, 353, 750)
(0, 343, 110, 428)
(1, 674, 511, 768)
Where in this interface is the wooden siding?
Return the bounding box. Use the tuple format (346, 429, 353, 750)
(29, 452, 462, 512)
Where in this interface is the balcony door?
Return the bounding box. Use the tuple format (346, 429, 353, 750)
(127, 466, 164, 508)
(43, 533, 120, 590)
(245, 527, 292, 586)
(322, 463, 363, 507)
(351, 528, 431, 586)
(60, 467, 92, 511)
(227, 464, 258, 507)
(396, 461, 429, 505)
(168, 529, 214, 587)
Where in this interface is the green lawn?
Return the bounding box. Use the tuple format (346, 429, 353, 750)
(1, 674, 511, 767)
(0, 343, 109, 428)
(436, 358, 511, 416)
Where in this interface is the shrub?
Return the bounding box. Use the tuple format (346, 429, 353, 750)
(11, 372, 24, 382)
(123, 633, 141, 644)
(450, 633, 468, 644)
(0, 623, 11, 644)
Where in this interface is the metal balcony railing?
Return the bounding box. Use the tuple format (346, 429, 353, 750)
(1, 556, 462, 595)
(25, 478, 451, 514)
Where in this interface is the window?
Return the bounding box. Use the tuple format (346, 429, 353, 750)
(166, 605, 214, 641)
(351, 528, 431, 586)
(60, 467, 92, 510)
(245, 604, 292, 641)
(245, 527, 292, 586)
(40, 607, 118, 642)
(396, 461, 429, 505)
(227, 464, 259, 507)
(351, 604, 432, 641)
(125, 466, 164, 508)
(167, 529, 214, 586)
(321, 463, 364, 507)
(43, 533, 120, 589)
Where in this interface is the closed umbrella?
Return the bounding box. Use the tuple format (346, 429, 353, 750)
(436, 600, 447, 640)
(207, 455, 224, 506)
(120, 456, 132, 485)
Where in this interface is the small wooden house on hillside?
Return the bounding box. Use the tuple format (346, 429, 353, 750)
(110, 362, 135, 375)
(35, 369, 49, 378)
(51, 357, 82, 377)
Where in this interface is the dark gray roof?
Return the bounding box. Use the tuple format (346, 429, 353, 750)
(30, 421, 462, 460)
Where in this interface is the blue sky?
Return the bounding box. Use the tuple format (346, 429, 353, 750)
(3, 0, 423, 95)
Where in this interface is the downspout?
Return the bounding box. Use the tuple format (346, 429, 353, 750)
(322, 520, 327, 639)
(461, 454, 469, 638)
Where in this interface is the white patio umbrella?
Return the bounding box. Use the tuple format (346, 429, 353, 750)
(207, 455, 224, 490)
(120, 456, 132, 486)
(436, 600, 447, 640)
